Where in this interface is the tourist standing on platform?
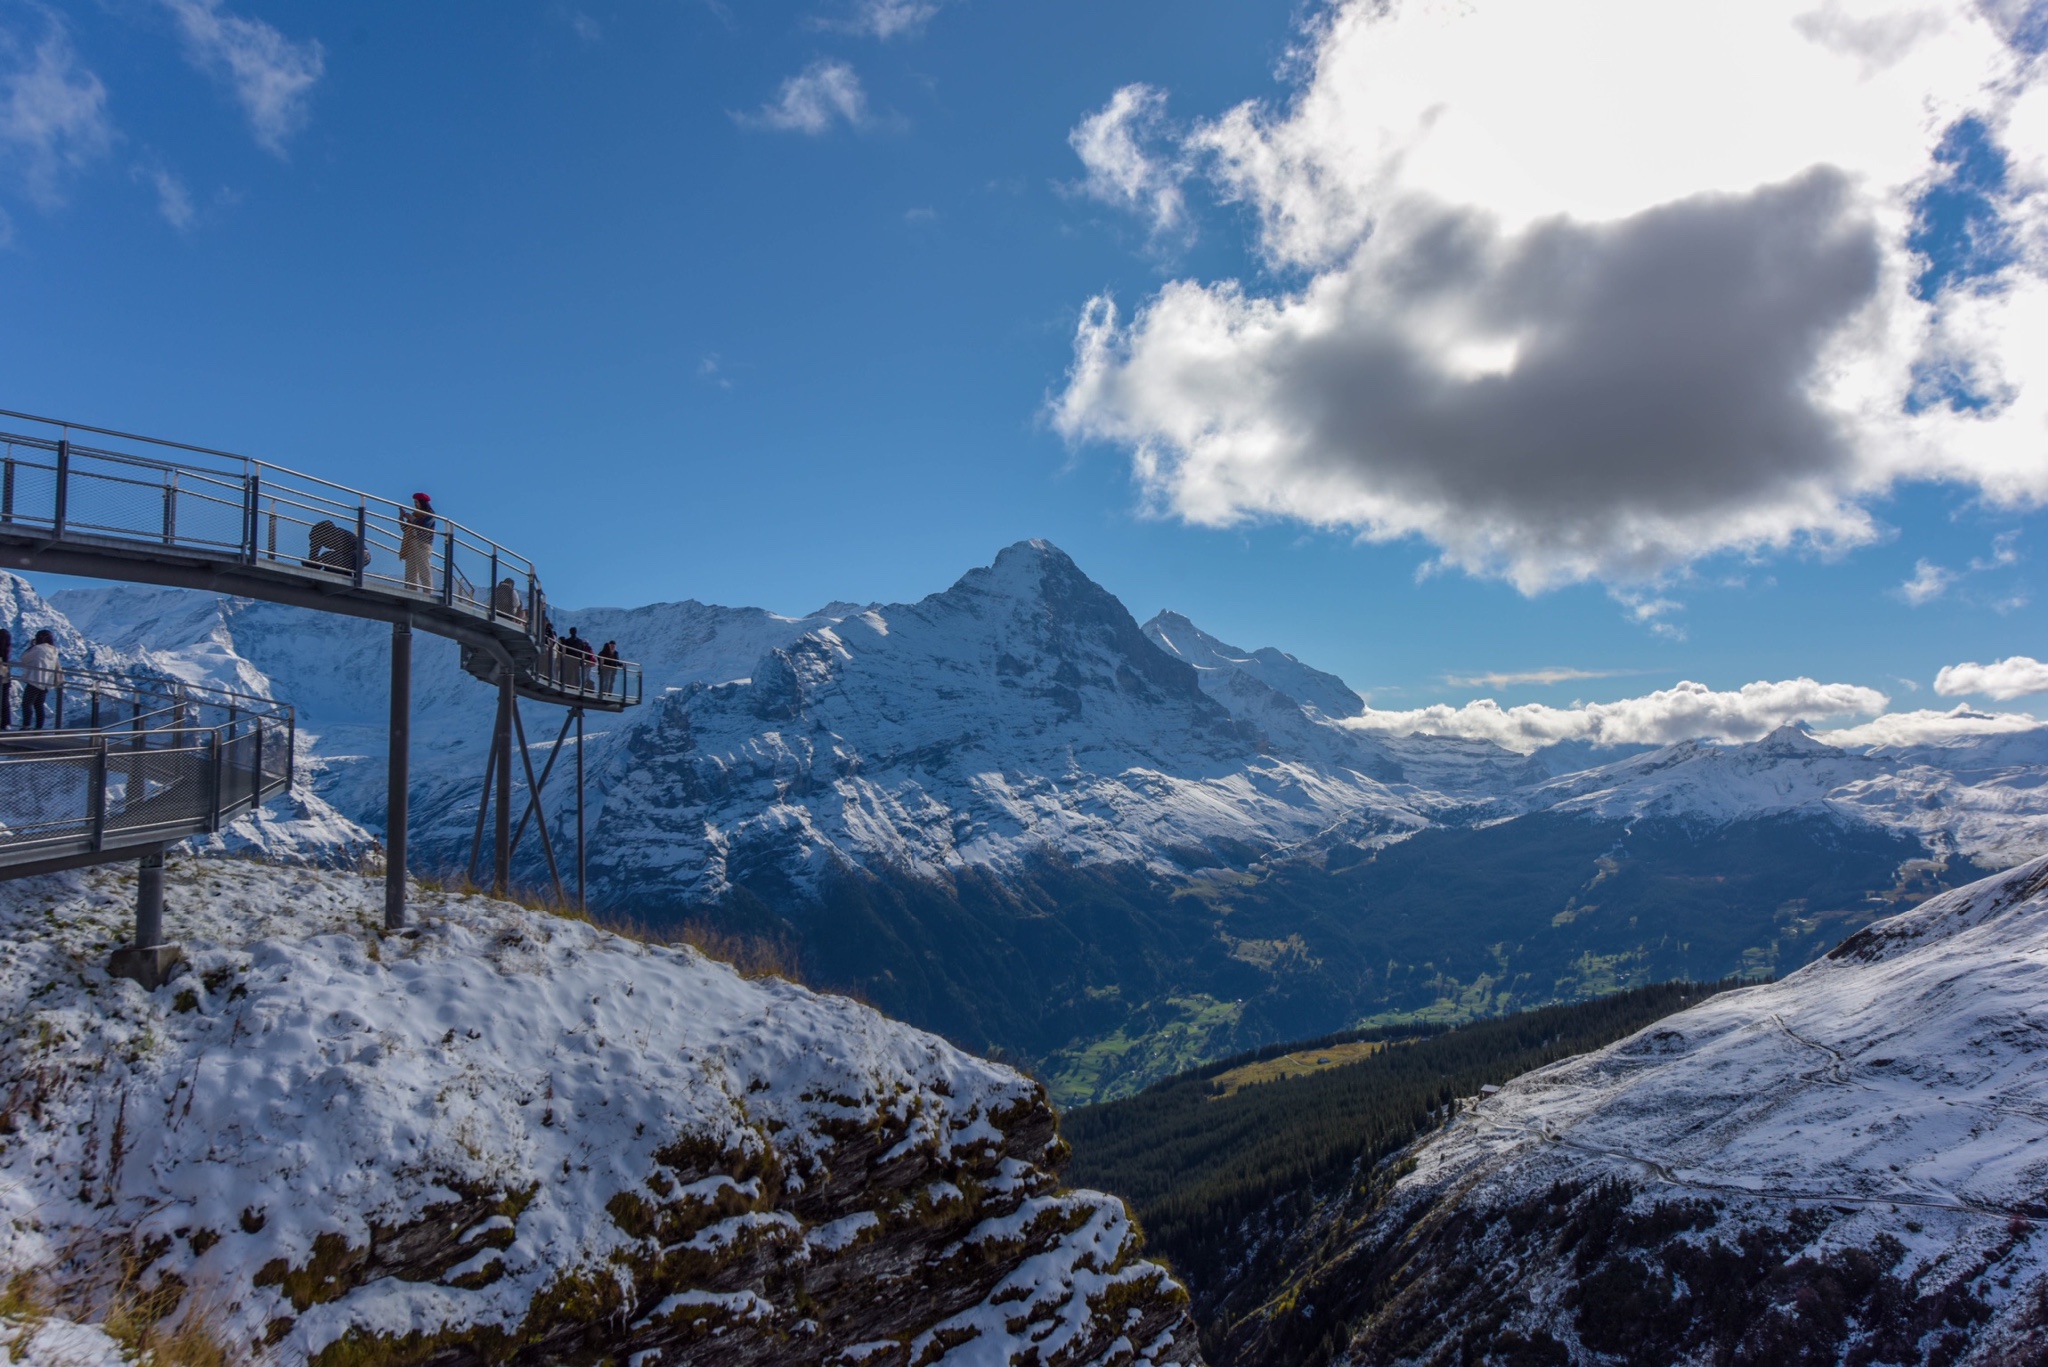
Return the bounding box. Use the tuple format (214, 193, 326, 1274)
(0, 627, 13, 731)
(20, 630, 60, 730)
(598, 640, 620, 697)
(400, 492, 437, 591)
(563, 628, 594, 688)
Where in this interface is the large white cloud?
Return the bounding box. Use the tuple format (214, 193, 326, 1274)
(1934, 654, 2048, 698)
(1343, 677, 1890, 752)
(1054, 0, 2048, 590)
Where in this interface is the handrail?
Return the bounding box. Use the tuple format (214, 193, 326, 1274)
(0, 662, 295, 868)
(0, 413, 645, 710)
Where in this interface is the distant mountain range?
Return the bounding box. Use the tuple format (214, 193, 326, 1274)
(23, 540, 2048, 1100)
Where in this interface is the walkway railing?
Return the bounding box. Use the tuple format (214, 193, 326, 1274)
(0, 412, 643, 709)
(0, 665, 293, 869)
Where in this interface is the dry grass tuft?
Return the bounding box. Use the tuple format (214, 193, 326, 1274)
(7, 1252, 248, 1366)
(603, 914, 810, 985)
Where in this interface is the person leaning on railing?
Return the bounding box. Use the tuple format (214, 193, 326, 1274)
(493, 576, 525, 623)
(598, 640, 620, 697)
(19, 630, 60, 731)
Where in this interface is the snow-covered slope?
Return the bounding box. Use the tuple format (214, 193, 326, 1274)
(0, 859, 1202, 1366)
(1227, 857, 2048, 1365)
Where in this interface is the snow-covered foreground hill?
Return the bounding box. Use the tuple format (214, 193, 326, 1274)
(0, 860, 1201, 1367)
(1220, 857, 2048, 1365)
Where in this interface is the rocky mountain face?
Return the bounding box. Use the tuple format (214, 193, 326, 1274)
(20, 542, 2048, 1099)
(0, 859, 1203, 1367)
(1207, 857, 2048, 1367)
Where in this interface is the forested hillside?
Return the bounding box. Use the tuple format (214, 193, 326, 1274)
(1063, 980, 1746, 1358)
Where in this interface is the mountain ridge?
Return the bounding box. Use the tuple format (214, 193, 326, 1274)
(17, 539, 2048, 1098)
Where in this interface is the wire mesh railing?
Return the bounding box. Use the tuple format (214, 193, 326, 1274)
(0, 413, 643, 708)
(0, 664, 294, 867)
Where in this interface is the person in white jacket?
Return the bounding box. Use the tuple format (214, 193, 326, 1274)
(19, 629, 60, 730)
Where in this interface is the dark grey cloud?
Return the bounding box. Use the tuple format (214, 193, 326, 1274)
(1293, 170, 1879, 544)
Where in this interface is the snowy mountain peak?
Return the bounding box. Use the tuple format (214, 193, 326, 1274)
(1142, 610, 1365, 719)
(907, 540, 1212, 711)
(1753, 719, 1834, 755)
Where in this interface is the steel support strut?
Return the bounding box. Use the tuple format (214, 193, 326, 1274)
(575, 707, 586, 912)
(467, 735, 497, 886)
(510, 708, 576, 856)
(509, 700, 567, 906)
(493, 672, 513, 895)
(385, 617, 412, 930)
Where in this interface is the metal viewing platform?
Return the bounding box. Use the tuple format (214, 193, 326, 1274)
(0, 410, 641, 711)
(0, 666, 294, 984)
(0, 665, 293, 872)
(0, 410, 647, 977)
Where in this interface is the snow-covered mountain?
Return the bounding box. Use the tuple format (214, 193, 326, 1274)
(1220, 855, 2048, 1365)
(586, 541, 1446, 906)
(16, 540, 2048, 1098)
(30, 544, 2048, 898)
(1519, 720, 2048, 865)
(0, 858, 1202, 1366)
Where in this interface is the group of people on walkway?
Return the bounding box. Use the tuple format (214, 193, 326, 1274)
(543, 622, 622, 697)
(0, 628, 64, 731)
(299, 490, 631, 699)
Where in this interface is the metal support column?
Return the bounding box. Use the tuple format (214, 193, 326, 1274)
(136, 850, 164, 950)
(575, 708, 586, 911)
(385, 617, 412, 930)
(493, 672, 513, 895)
(109, 844, 181, 989)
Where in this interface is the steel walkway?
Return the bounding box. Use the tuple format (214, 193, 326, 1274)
(0, 665, 293, 874)
(0, 409, 650, 972)
(0, 411, 643, 710)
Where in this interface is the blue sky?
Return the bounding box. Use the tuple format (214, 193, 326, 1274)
(2, 0, 2044, 732)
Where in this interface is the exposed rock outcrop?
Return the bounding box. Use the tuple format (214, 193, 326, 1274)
(0, 858, 1201, 1366)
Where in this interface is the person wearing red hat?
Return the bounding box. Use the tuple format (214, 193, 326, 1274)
(401, 491, 437, 592)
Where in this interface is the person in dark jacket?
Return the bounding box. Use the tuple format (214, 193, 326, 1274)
(0, 627, 13, 730)
(304, 520, 363, 575)
(597, 640, 620, 697)
(562, 628, 594, 689)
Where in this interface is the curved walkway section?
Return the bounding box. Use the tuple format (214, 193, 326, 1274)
(0, 411, 642, 712)
(0, 665, 292, 875)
